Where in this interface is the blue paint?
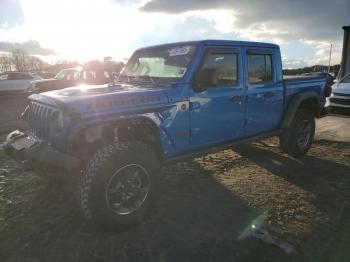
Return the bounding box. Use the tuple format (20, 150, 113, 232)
(25, 40, 327, 160)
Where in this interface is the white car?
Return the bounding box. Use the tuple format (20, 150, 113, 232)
(0, 72, 42, 95)
(329, 72, 350, 109)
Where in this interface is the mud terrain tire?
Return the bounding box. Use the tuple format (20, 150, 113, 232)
(280, 109, 315, 157)
(79, 142, 161, 229)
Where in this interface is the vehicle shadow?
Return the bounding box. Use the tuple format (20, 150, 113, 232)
(232, 141, 350, 208)
(232, 140, 350, 261)
(0, 155, 291, 262)
(3, 139, 349, 262)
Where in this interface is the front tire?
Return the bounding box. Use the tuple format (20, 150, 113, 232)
(79, 142, 161, 229)
(279, 109, 315, 157)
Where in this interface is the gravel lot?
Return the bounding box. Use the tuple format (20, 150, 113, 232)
(0, 98, 349, 262)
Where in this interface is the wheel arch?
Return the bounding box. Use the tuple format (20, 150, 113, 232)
(68, 115, 171, 162)
(281, 91, 320, 129)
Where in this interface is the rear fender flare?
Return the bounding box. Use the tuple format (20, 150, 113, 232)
(281, 91, 319, 129)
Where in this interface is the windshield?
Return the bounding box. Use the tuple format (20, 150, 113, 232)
(55, 69, 81, 81)
(120, 45, 196, 83)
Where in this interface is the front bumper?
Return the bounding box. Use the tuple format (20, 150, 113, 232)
(4, 130, 81, 171)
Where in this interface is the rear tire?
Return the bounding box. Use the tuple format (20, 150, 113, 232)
(279, 109, 315, 157)
(79, 141, 161, 230)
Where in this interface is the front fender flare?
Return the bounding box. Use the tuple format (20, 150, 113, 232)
(66, 113, 176, 158)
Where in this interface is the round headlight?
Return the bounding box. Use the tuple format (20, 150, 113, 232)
(51, 111, 64, 132)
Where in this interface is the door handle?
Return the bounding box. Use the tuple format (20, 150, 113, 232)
(230, 96, 243, 104)
(264, 92, 274, 98)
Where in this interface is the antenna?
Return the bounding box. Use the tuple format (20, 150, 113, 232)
(328, 43, 332, 73)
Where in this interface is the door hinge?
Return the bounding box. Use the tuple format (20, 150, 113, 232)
(189, 101, 200, 110)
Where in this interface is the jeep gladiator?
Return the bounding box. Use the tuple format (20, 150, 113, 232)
(4, 40, 331, 228)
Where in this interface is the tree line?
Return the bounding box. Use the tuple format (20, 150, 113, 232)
(0, 48, 124, 75)
(283, 64, 341, 78)
(0, 48, 47, 72)
(1, 47, 340, 78)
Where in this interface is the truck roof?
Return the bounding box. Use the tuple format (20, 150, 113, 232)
(137, 40, 279, 51)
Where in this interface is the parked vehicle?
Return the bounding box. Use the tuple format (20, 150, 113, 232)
(28, 67, 114, 93)
(35, 71, 57, 79)
(5, 40, 331, 229)
(328, 72, 350, 109)
(0, 72, 42, 96)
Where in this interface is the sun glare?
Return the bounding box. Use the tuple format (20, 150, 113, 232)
(11, 0, 237, 62)
(18, 0, 166, 61)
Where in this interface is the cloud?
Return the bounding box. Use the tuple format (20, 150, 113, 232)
(0, 0, 25, 28)
(0, 40, 58, 56)
(141, 0, 349, 42)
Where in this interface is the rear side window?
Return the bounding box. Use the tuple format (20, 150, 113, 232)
(200, 53, 238, 86)
(12, 73, 34, 80)
(248, 54, 273, 84)
(0, 74, 8, 80)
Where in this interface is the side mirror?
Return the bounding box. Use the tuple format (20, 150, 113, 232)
(193, 68, 218, 92)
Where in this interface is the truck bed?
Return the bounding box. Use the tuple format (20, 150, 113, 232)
(283, 74, 328, 114)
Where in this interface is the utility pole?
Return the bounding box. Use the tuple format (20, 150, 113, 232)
(328, 43, 332, 73)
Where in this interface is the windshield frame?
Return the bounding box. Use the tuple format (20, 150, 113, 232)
(340, 72, 350, 84)
(119, 43, 198, 84)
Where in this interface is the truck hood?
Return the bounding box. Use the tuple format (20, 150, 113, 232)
(32, 78, 56, 83)
(332, 83, 350, 94)
(32, 78, 57, 85)
(28, 83, 170, 116)
(31, 78, 63, 91)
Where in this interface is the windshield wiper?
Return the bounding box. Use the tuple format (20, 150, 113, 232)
(138, 75, 159, 87)
(117, 74, 165, 88)
(116, 74, 131, 84)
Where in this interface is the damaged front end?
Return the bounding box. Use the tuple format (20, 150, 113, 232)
(4, 130, 81, 172)
(4, 99, 81, 172)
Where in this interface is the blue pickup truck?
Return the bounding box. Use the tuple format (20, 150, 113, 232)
(5, 40, 331, 228)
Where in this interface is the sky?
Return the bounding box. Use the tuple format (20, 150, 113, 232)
(0, 0, 348, 68)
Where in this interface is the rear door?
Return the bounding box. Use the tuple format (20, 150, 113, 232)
(0, 73, 11, 92)
(244, 48, 284, 135)
(190, 47, 245, 146)
(11, 73, 34, 91)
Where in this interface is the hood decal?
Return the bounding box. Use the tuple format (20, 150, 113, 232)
(87, 96, 162, 110)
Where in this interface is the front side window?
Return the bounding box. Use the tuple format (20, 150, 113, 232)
(121, 45, 196, 83)
(83, 71, 96, 81)
(200, 53, 238, 86)
(55, 70, 69, 80)
(248, 54, 273, 84)
(56, 70, 80, 81)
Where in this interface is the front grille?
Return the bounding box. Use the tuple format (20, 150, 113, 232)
(26, 102, 55, 140)
(333, 92, 350, 97)
(329, 98, 350, 105)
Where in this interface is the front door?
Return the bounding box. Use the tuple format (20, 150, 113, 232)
(190, 47, 245, 146)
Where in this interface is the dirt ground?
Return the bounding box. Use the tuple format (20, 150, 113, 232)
(0, 99, 349, 262)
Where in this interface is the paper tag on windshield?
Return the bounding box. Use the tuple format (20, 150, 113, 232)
(169, 46, 191, 56)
